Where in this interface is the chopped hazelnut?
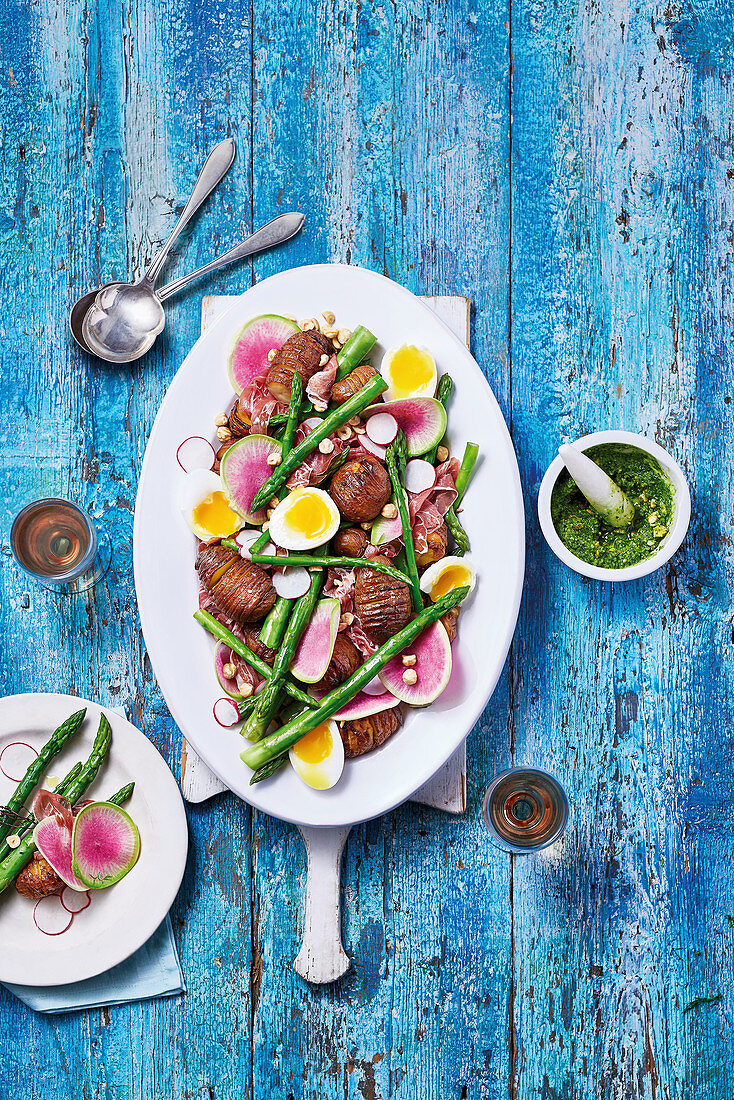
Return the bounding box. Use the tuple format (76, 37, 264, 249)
(217, 426, 232, 442)
(436, 445, 449, 463)
(402, 653, 417, 667)
(323, 328, 338, 340)
(322, 310, 336, 326)
(223, 662, 237, 679)
(240, 683, 254, 698)
(266, 453, 282, 466)
(402, 669, 418, 685)
(337, 426, 353, 441)
(319, 353, 330, 367)
(337, 328, 351, 344)
(318, 438, 335, 454)
(6, 834, 20, 849)
(381, 503, 398, 519)
(339, 612, 354, 629)
(214, 412, 228, 427)
(267, 348, 277, 361)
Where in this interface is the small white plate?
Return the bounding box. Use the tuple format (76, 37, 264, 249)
(0, 694, 188, 987)
(134, 264, 525, 828)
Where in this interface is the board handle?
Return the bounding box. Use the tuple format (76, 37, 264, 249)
(294, 825, 351, 984)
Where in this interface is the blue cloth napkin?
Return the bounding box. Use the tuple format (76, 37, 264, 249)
(3, 915, 185, 1014)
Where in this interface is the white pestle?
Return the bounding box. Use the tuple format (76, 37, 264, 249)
(558, 443, 634, 528)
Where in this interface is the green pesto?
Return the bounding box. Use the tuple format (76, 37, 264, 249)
(551, 444, 675, 568)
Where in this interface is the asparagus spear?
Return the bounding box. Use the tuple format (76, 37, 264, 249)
(0, 761, 83, 864)
(445, 442, 479, 555)
(246, 550, 412, 586)
(194, 610, 317, 709)
(0, 707, 87, 848)
(258, 373, 304, 648)
(251, 372, 387, 510)
(241, 585, 468, 770)
(425, 374, 454, 464)
(0, 717, 115, 896)
(385, 432, 423, 612)
(243, 565, 325, 741)
(249, 752, 289, 785)
(334, 326, 376, 381)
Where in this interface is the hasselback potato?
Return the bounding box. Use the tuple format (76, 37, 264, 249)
(330, 455, 391, 523)
(332, 526, 368, 557)
(196, 544, 276, 624)
(331, 361, 378, 405)
(314, 633, 362, 692)
(440, 605, 460, 645)
(339, 707, 403, 758)
(15, 854, 63, 899)
(265, 329, 333, 404)
(415, 521, 448, 570)
(354, 555, 413, 643)
(227, 399, 250, 438)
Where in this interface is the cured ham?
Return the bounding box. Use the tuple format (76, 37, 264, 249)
(305, 354, 338, 412)
(286, 419, 347, 489)
(408, 458, 459, 555)
(238, 368, 286, 435)
(32, 790, 74, 833)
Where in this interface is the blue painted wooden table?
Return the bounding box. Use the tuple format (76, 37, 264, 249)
(1, 0, 733, 1095)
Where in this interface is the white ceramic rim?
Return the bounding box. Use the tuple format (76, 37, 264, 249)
(537, 430, 691, 581)
(133, 263, 526, 827)
(0, 693, 188, 986)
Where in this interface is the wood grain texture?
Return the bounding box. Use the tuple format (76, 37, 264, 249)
(1, 0, 732, 1095)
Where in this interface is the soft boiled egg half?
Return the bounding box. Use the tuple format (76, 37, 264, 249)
(380, 344, 437, 401)
(267, 486, 340, 551)
(420, 556, 477, 603)
(179, 469, 242, 543)
(289, 719, 345, 790)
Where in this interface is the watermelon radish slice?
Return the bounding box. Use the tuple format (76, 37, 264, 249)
(364, 398, 447, 457)
(215, 643, 244, 699)
(61, 886, 91, 914)
(34, 895, 73, 936)
(378, 620, 452, 704)
(227, 315, 300, 394)
(370, 490, 407, 546)
(331, 689, 401, 720)
(34, 814, 87, 890)
(71, 802, 141, 890)
(221, 434, 282, 523)
(290, 598, 340, 683)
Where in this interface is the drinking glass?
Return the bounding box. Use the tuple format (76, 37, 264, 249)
(10, 498, 111, 594)
(482, 767, 568, 854)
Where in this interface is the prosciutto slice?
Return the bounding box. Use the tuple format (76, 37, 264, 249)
(238, 367, 286, 435)
(323, 567, 379, 656)
(408, 457, 459, 554)
(305, 354, 338, 412)
(286, 418, 347, 489)
(33, 790, 74, 832)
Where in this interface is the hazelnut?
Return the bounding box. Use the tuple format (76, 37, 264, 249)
(401, 654, 416, 667)
(319, 353, 330, 367)
(267, 453, 282, 466)
(402, 669, 418, 685)
(381, 503, 398, 520)
(223, 662, 237, 679)
(214, 412, 229, 427)
(322, 310, 336, 326)
(240, 683, 254, 698)
(337, 328, 351, 344)
(217, 426, 232, 442)
(436, 445, 450, 463)
(323, 328, 338, 340)
(318, 438, 335, 454)
(339, 612, 355, 629)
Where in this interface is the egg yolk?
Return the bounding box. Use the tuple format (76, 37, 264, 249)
(293, 722, 333, 764)
(286, 493, 333, 540)
(193, 491, 239, 538)
(430, 563, 470, 601)
(388, 346, 435, 395)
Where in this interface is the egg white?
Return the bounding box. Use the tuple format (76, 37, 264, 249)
(267, 487, 340, 551)
(419, 555, 477, 602)
(380, 344, 438, 401)
(179, 469, 241, 542)
(289, 720, 345, 790)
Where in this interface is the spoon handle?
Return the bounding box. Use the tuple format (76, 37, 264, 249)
(144, 138, 236, 286)
(156, 212, 305, 301)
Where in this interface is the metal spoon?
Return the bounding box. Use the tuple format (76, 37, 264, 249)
(72, 212, 305, 361)
(69, 136, 237, 360)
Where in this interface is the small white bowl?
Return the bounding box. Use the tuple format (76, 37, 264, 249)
(537, 430, 691, 582)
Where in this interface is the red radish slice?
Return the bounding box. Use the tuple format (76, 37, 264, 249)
(405, 459, 436, 494)
(234, 529, 262, 558)
(358, 434, 387, 461)
(273, 567, 311, 599)
(227, 314, 300, 394)
(61, 886, 91, 914)
(0, 741, 38, 782)
(290, 598, 340, 683)
(365, 412, 398, 446)
(378, 620, 452, 704)
(34, 895, 74, 936)
(362, 674, 388, 696)
(71, 802, 141, 890)
(364, 398, 447, 457)
(221, 435, 283, 523)
(34, 814, 87, 889)
(331, 689, 401, 720)
(213, 697, 242, 727)
(176, 436, 216, 473)
(215, 643, 244, 700)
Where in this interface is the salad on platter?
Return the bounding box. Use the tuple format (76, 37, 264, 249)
(0, 709, 140, 936)
(179, 310, 480, 792)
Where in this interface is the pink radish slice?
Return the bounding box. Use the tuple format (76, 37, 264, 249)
(61, 886, 91, 914)
(213, 697, 241, 727)
(71, 802, 141, 890)
(365, 412, 398, 446)
(378, 620, 452, 705)
(220, 435, 283, 523)
(215, 643, 244, 700)
(34, 896, 74, 936)
(362, 674, 388, 696)
(234, 529, 262, 558)
(358, 434, 387, 461)
(227, 315, 300, 394)
(0, 741, 38, 782)
(34, 814, 87, 889)
(405, 459, 436, 494)
(290, 598, 341, 683)
(331, 689, 401, 721)
(273, 567, 311, 598)
(176, 436, 216, 473)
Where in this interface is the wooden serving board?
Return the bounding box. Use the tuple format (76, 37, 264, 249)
(180, 293, 470, 816)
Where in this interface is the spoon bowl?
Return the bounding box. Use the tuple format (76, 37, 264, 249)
(82, 281, 166, 362)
